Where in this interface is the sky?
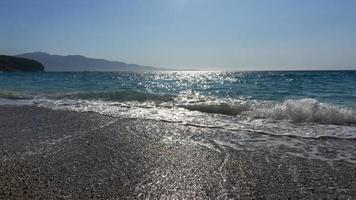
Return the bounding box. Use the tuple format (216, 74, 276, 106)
(0, 0, 356, 70)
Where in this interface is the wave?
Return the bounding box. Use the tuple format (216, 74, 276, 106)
(1, 90, 176, 103)
(181, 102, 251, 116)
(181, 99, 356, 125)
(0, 91, 33, 100)
(1, 95, 355, 139)
(60, 91, 176, 102)
(0, 89, 355, 126)
(246, 99, 356, 125)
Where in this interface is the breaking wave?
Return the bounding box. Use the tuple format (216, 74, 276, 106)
(246, 98, 356, 125)
(181, 99, 356, 125)
(181, 102, 251, 116)
(0, 89, 355, 126)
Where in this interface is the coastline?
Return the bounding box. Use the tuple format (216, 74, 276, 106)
(0, 106, 355, 199)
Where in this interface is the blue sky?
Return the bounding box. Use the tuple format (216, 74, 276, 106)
(0, 0, 356, 70)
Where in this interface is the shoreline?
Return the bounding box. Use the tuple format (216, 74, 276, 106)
(1, 106, 355, 199)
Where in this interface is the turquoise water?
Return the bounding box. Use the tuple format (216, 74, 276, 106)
(1, 71, 356, 105)
(1, 71, 356, 138)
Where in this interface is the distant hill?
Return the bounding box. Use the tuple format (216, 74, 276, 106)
(17, 52, 167, 72)
(0, 55, 45, 72)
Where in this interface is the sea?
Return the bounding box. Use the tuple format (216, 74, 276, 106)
(1, 70, 356, 137)
(1, 71, 356, 165)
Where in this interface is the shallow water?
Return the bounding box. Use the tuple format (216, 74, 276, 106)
(1, 71, 356, 141)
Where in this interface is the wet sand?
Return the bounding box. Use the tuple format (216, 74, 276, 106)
(0, 106, 355, 199)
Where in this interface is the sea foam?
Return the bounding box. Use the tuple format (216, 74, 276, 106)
(246, 98, 356, 125)
(180, 98, 356, 125)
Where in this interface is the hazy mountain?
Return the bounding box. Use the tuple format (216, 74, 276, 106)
(17, 52, 167, 71)
(0, 55, 44, 72)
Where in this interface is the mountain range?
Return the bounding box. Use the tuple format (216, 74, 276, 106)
(17, 52, 167, 71)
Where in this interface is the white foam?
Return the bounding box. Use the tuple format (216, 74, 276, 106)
(1, 97, 356, 139)
(246, 98, 356, 125)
